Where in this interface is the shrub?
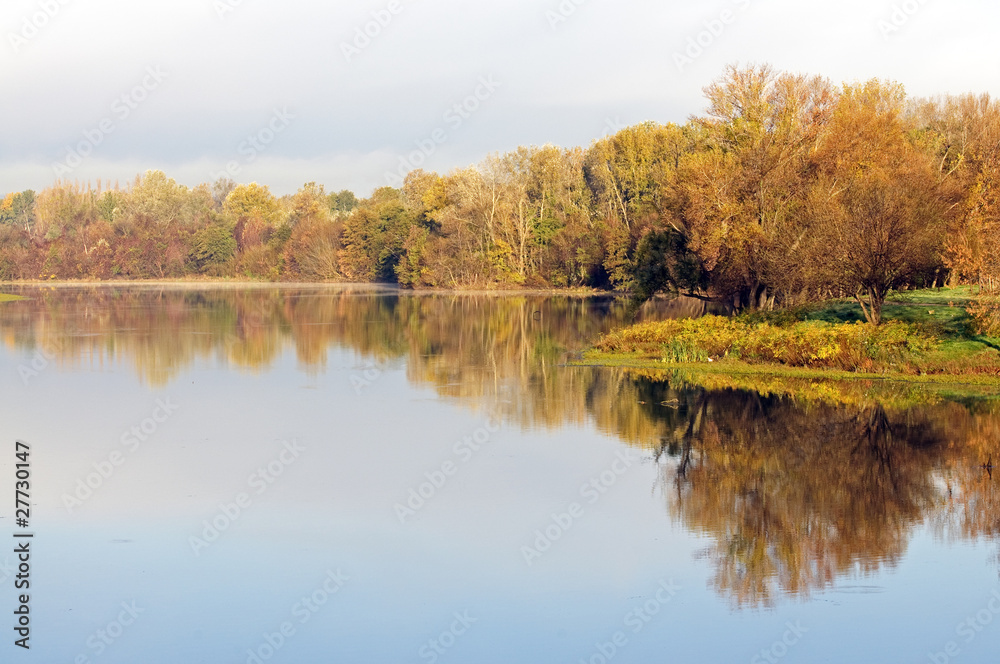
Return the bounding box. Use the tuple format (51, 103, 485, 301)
(966, 299, 1000, 337)
(595, 316, 935, 371)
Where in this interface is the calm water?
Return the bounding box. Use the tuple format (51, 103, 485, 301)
(1, 285, 998, 664)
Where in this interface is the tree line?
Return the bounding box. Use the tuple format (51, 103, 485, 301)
(2, 64, 998, 322)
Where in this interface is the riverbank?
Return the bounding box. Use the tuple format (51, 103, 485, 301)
(0, 279, 612, 297)
(581, 287, 1000, 390)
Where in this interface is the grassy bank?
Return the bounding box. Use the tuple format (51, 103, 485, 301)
(583, 288, 1000, 387)
(0, 294, 24, 304)
(585, 363, 1000, 409)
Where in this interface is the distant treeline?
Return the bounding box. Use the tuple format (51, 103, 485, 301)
(2, 64, 998, 320)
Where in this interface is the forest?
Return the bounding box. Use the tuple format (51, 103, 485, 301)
(2, 64, 999, 323)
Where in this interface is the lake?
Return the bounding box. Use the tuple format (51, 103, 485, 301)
(1, 285, 998, 663)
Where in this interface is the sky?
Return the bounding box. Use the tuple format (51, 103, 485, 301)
(1, 0, 997, 198)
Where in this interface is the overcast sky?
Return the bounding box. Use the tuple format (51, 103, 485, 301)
(1, 0, 997, 198)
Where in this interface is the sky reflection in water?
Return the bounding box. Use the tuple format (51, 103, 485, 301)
(0, 285, 998, 664)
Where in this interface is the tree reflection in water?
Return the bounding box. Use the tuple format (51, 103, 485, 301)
(646, 383, 950, 607)
(2, 286, 997, 607)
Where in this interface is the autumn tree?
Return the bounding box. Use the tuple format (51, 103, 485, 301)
(522, 145, 595, 286)
(212, 177, 237, 210)
(339, 187, 414, 282)
(913, 94, 1000, 291)
(117, 170, 204, 231)
(220, 183, 285, 277)
(224, 182, 284, 232)
(33, 181, 98, 241)
(418, 167, 506, 287)
(807, 80, 946, 324)
(0, 190, 36, 232)
(668, 65, 835, 309)
(283, 183, 343, 280)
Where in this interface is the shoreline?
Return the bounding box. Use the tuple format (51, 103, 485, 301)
(572, 353, 1000, 389)
(0, 280, 625, 297)
(581, 294, 1000, 392)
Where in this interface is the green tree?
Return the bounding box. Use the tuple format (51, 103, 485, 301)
(340, 187, 415, 282)
(0, 191, 36, 232)
(118, 170, 198, 230)
(190, 217, 237, 272)
(330, 189, 358, 215)
(630, 229, 707, 308)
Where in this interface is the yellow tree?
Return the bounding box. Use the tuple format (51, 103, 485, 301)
(923, 95, 1000, 291)
(678, 64, 835, 309)
(807, 80, 946, 324)
(283, 183, 342, 281)
(224, 182, 284, 251)
(118, 170, 194, 230)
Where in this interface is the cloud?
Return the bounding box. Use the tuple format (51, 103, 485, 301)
(2, 0, 998, 196)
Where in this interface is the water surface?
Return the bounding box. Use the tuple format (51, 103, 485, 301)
(1, 285, 998, 663)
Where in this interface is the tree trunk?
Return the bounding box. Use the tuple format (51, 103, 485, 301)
(855, 289, 884, 325)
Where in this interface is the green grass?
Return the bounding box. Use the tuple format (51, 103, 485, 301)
(574, 357, 1000, 409)
(586, 287, 1000, 386)
(0, 294, 24, 304)
(800, 291, 1000, 372)
(887, 285, 976, 305)
(579, 352, 1000, 387)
